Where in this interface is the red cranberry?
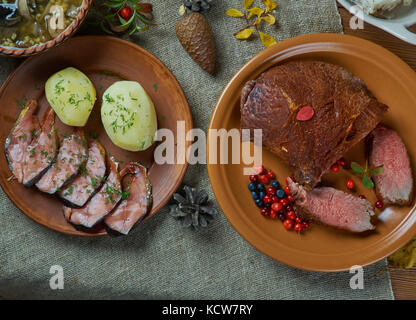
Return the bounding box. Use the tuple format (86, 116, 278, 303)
(254, 165, 265, 175)
(287, 195, 294, 203)
(269, 210, 277, 219)
(284, 186, 291, 195)
(346, 178, 354, 190)
(294, 223, 303, 233)
(271, 195, 279, 203)
(249, 175, 258, 182)
(271, 202, 283, 212)
(286, 211, 296, 220)
(337, 158, 347, 167)
(375, 200, 384, 209)
(260, 208, 269, 216)
(278, 213, 285, 221)
(263, 195, 272, 204)
(267, 186, 276, 195)
(283, 219, 294, 230)
(358, 195, 366, 199)
(259, 175, 269, 184)
(295, 217, 302, 224)
(266, 171, 275, 179)
(331, 164, 340, 173)
(279, 198, 288, 207)
(301, 221, 310, 229)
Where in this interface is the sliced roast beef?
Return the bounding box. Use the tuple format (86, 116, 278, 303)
(369, 125, 413, 205)
(59, 139, 106, 207)
(36, 127, 87, 194)
(21, 108, 58, 187)
(288, 178, 375, 232)
(104, 162, 152, 236)
(4, 100, 40, 183)
(63, 157, 121, 229)
(241, 61, 388, 188)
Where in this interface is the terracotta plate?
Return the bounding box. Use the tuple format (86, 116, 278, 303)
(0, 36, 192, 236)
(207, 33, 416, 271)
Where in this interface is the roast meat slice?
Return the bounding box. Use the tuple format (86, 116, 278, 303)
(104, 162, 152, 236)
(36, 127, 88, 194)
(4, 100, 40, 183)
(22, 107, 58, 187)
(369, 125, 414, 205)
(58, 139, 107, 207)
(288, 178, 375, 232)
(241, 61, 388, 188)
(63, 157, 122, 229)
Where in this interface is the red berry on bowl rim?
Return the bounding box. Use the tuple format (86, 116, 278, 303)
(249, 174, 258, 182)
(375, 200, 384, 209)
(296, 105, 314, 121)
(331, 164, 340, 173)
(295, 217, 302, 224)
(346, 178, 354, 190)
(260, 208, 269, 216)
(283, 219, 294, 230)
(302, 221, 310, 229)
(266, 170, 275, 179)
(269, 210, 277, 219)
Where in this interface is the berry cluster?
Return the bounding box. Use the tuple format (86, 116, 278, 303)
(248, 166, 310, 233)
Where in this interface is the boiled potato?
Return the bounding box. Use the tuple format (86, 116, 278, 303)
(45, 67, 96, 126)
(101, 81, 157, 151)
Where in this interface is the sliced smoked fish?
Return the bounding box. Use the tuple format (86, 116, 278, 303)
(104, 162, 152, 236)
(22, 107, 58, 187)
(36, 127, 87, 194)
(63, 157, 122, 229)
(4, 100, 40, 183)
(58, 140, 106, 207)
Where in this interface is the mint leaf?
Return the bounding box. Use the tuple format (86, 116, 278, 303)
(351, 162, 365, 174)
(370, 166, 383, 175)
(362, 174, 374, 189)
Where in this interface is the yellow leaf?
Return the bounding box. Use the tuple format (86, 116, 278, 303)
(244, 0, 255, 10)
(259, 32, 277, 47)
(226, 8, 244, 17)
(235, 28, 254, 40)
(247, 7, 264, 19)
(260, 14, 276, 26)
(262, 0, 278, 12)
(389, 238, 416, 268)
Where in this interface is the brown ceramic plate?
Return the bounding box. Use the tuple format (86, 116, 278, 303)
(207, 33, 416, 272)
(0, 36, 192, 236)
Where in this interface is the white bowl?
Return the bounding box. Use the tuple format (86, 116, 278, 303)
(338, 0, 416, 45)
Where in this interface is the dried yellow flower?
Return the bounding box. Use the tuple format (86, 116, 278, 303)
(259, 31, 277, 47)
(260, 13, 276, 26)
(235, 28, 254, 39)
(226, 8, 244, 17)
(262, 0, 278, 12)
(247, 7, 264, 19)
(389, 238, 416, 268)
(244, 0, 255, 10)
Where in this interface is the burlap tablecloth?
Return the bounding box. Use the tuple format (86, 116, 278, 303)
(0, 0, 394, 299)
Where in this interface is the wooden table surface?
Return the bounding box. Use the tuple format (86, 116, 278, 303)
(338, 4, 416, 300)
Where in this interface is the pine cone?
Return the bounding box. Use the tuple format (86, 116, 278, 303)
(176, 12, 215, 74)
(169, 185, 218, 230)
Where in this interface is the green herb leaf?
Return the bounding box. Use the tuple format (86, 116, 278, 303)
(369, 166, 383, 175)
(362, 174, 374, 189)
(351, 162, 365, 174)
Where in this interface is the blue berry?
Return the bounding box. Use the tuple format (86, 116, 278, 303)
(248, 182, 256, 191)
(256, 183, 265, 191)
(258, 191, 266, 199)
(276, 189, 286, 199)
(255, 199, 265, 207)
(271, 180, 280, 189)
(251, 191, 259, 200)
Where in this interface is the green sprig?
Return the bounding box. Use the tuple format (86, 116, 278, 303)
(350, 161, 383, 189)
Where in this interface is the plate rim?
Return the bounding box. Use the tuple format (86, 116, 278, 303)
(207, 33, 416, 272)
(0, 35, 193, 237)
